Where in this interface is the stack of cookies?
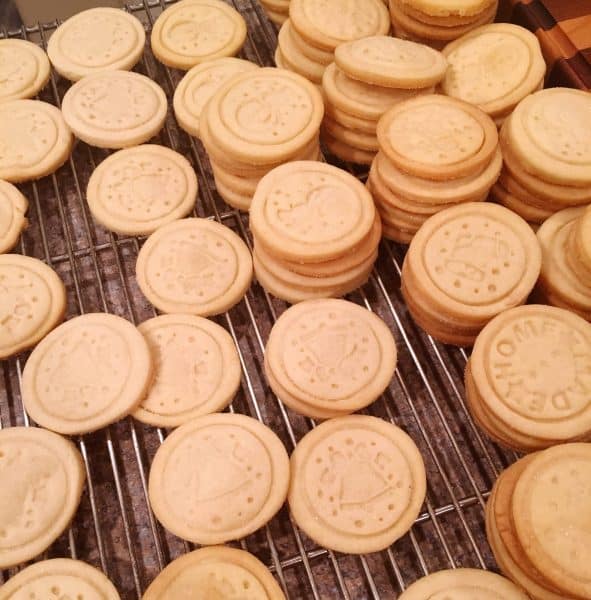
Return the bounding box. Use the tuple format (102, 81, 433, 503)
(260, 0, 289, 26)
(388, 0, 498, 49)
(486, 444, 591, 600)
(466, 305, 591, 452)
(320, 36, 447, 165)
(249, 161, 380, 303)
(493, 88, 591, 224)
(371, 95, 500, 242)
(199, 67, 324, 210)
(274, 0, 390, 86)
(401, 202, 541, 346)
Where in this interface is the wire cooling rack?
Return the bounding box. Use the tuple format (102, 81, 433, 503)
(0, 1, 520, 598)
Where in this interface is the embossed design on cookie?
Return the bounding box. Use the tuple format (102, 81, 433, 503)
(0, 40, 49, 101)
(0, 181, 28, 254)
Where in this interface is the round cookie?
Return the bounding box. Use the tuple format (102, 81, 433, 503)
(397, 0, 496, 18)
(277, 21, 325, 84)
(398, 568, 529, 599)
(324, 102, 378, 134)
(0, 254, 66, 359)
(377, 94, 498, 180)
(0, 39, 50, 101)
(289, 20, 334, 66)
(0, 181, 28, 254)
(46, 7, 145, 81)
(173, 57, 259, 137)
(288, 415, 426, 553)
(0, 427, 85, 569)
(322, 132, 376, 165)
(148, 412, 290, 544)
(249, 161, 375, 262)
(335, 36, 448, 89)
(213, 173, 254, 211)
(136, 218, 253, 316)
(21, 312, 153, 435)
(0, 559, 120, 599)
(61, 70, 167, 149)
(142, 546, 285, 600)
(150, 0, 247, 70)
(134, 314, 241, 428)
(322, 117, 379, 151)
(86, 144, 198, 236)
(0, 100, 73, 183)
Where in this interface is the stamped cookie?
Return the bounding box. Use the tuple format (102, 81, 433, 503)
(46, 7, 145, 81)
(173, 57, 258, 137)
(289, 415, 425, 553)
(0, 559, 120, 599)
(21, 312, 153, 435)
(335, 36, 448, 89)
(134, 314, 241, 427)
(143, 546, 285, 600)
(277, 21, 325, 84)
(149, 413, 289, 544)
(0, 254, 66, 359)
(0, 427, 85, 569)
(397, 0, 495, 18)
(0, 100, 72, 183)
(0, 181, 28, 254)
(86, 145, 198, 236)
(61, 71, 167, 149)
(0, 39, 50, 101)
(151, 0, 247, 70)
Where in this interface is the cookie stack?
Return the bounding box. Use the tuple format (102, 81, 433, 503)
(388, 0, 498, 49)
(260, 0, 289, 25)
(371, 95, 500, 242)
(274, 0, 390, 86)
(466, 305, 591, 452)
(486, 444, 591, 600)
(319, 36, 446, 165)
(493, 88, 591, 224)
(249, 161, 380, 303)
(401, 202, 541, 346)
(199, 67, 324, 210)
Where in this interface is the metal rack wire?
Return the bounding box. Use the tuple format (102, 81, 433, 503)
(0, 1, 518, 597)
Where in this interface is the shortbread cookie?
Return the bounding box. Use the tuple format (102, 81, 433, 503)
(136, 218, 252, 316)
(0, 427, 85, 569)
(0, 181, 28, 254)
(277, 21, 325, 84)
(0, 254, 66, 359)
(61, 71, 167, 149)
(0, 100, 73, 183)
(289, 20, 334, 65)
(491, 179, 553, 225)
(46, 7, 145, 81)
(151, 0, 247, 70)
(335, 36, 448, 89)
(149, 413, 289, 544)
(377, 94, 498, 180)
(0, 559, 120, 599)
(211, 162, 258, 197)
(22, 312, 153, 435)
(173, 57, 258, 137)
(324, 102, 378, 134)
(266, 7, 289, 26)
(397, 0, 495, 18)
(265, 299, 397, 416)
(289, 415, 426, 553)
(143, 546, 285, 600)
(322, 117, 378, 151)
(134, 314, 241, 427)
(399, 568, 529, 599)
(0, 39, 50, 100)
(442, 24, 545, 117)
(87, 144, 198, 235)
(213, 173, 254, 211)
(323, 132, 376, 165)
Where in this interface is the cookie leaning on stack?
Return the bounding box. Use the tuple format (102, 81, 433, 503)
(371, 94, 500, 242)
(260, 0, 290, 26)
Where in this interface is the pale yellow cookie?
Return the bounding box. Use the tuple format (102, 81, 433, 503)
(397, 0, 496, 19)
(173, 57, 259, 137)
(0, 181, 28, 254)
(46, 7, 145, 81)
(0, 427, 85, 569)
(322, 131, 376, 165)
(134, 314, 241, 428)
(0, 100, 72, 183)
(61, 71, 167, 149)
(211, 162, 258, 197)
(136, 218, 253, 316)
(266, 7, 289, 26)
(0, 254, 66, 359)
(148, 413, 290, 544)
(21, 312, 153, 435)
(277, 20, 326, 83)
(142, 546, 285, 600)
(0, 559, 120, 599)
(289, 415, 426, 553)
(289, 20, 334, 65)
(86, 144, 198, 236)
(213, 172, 254, 211)
(151, 0, 247, 70)
(324, 101, 378, 133)
(0, 39, 50, 101)
(323, 117, 379, 151)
